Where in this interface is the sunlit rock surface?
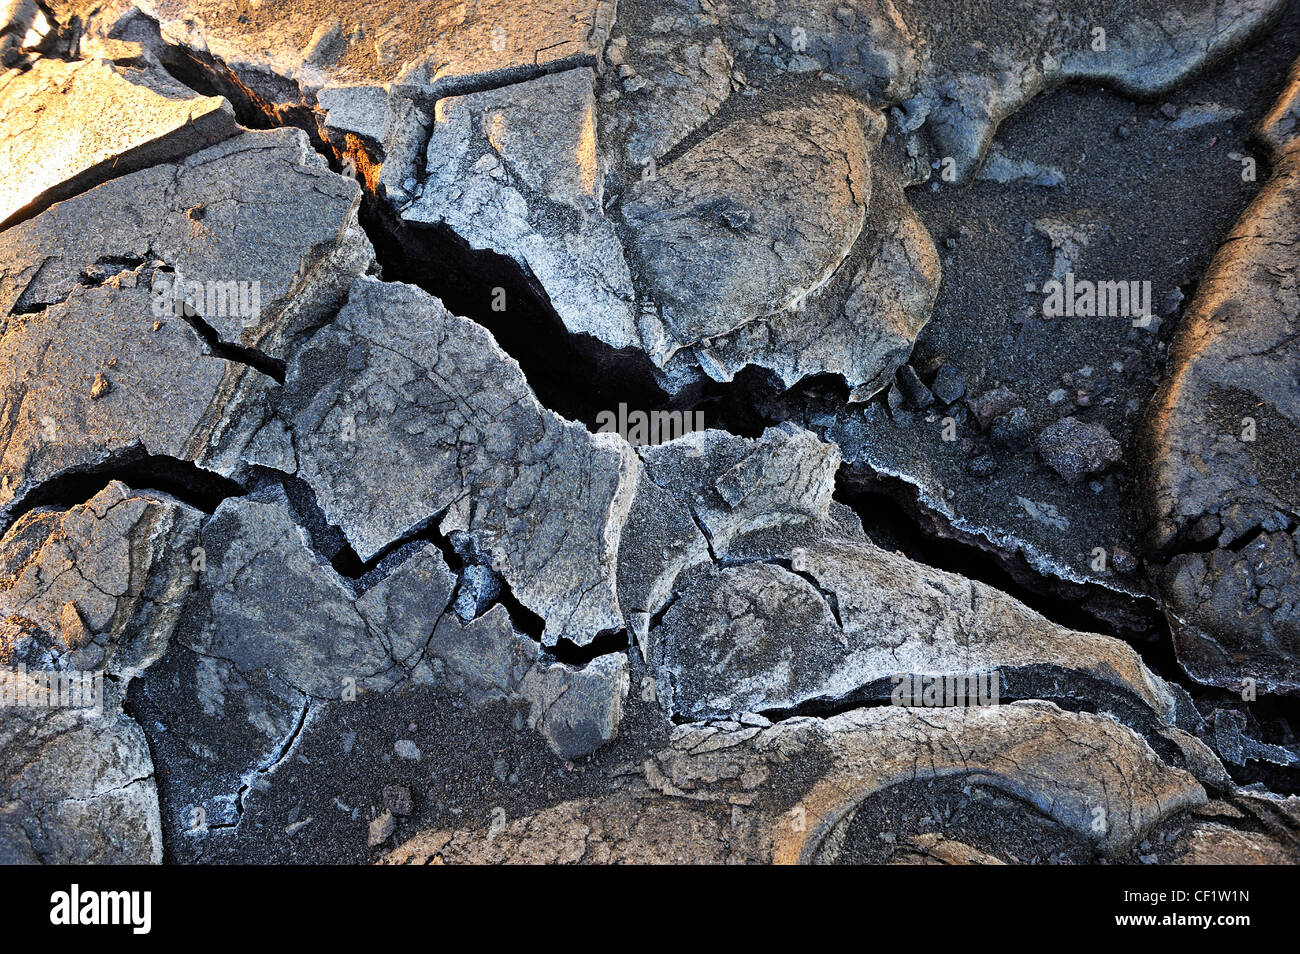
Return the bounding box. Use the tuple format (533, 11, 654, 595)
(1143, 55, 1300, 695)
(1, 0, 1298, 866)
(0, 54, 235, 224)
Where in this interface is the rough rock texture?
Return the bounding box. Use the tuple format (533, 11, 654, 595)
(637, 424, 843, 562)
(4, 0, 1300, 868)
(0, 483, 196, 863)
(383, 701, 1235, 864)
(711, 0, 1289, 610)
(282, 277, 638, 647)
(0, 690, 163, 864)
(129, 488, 629, 844)
(619, 91, 940, 397)
(0, 53, 236, 224)
(0, 278, 272, 522)
(900, 0, 1287, 183)
(692, 0, 1285, 181)
(0, 127, 374, 524)
(174, 493, 452, 699)
(620, 92, 874, 355)
(617, 423, 848, 651)
(0, 481, 200, 675)
(650, 536, 1182, 726)
(599, 1, 733, 167)
(180, 490, 627, 749)
(1143, 54, 1300, 694)
(0, 127, 373, 352)
(118, 0, 617, 97)
(54, 0, 944, 400)
(1035, 417, 1122, 485)
(403, 67, 639, 349)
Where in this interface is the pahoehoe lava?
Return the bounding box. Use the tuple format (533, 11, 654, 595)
(1, 0, 1299, 866)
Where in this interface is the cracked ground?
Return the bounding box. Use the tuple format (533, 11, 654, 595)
(1, 0, 1299, 867)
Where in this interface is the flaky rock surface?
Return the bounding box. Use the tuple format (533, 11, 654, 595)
(3, 0, 1299, 868)
(1143, 53, 1300, 695)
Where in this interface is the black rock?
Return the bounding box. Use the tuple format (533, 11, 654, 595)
(990, 406, 1033, 451)
(930, 363, 967, 405)
(383, 785, 414, 817)
(886, 383, 911, 423)
(897, 365, 935, 409)
(1035, 417, 1122, 484)
(967, 386, 1020, 430)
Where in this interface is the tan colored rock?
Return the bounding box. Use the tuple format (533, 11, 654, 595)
(383, 702, 1211, 864)
(1143, 54, 1300, 694)
(0, 55, 235, 224)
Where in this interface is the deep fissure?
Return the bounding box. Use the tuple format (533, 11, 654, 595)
(0, 452, 245, 536)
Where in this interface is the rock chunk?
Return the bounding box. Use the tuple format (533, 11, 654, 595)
(385, 701, 1215, 863)
(650, 536, 1180, 727)
(0, 689, 163, 863)
(1142, 55, 1300, 693)
(1036, 418, 1122, 484)
(283, 277, 637, 647)
(0, 481, 201, 675)
(175, 493, 453, 699)
(1161, 533, 1300, 696)
(0, 54, 236, 224)
(0, 127, 373, 353)
(620, 92, 875, 361)
(403, 68, 638, 349)
(0, 279, 271, 524)
(519, 654, 630, 761)
(636, 424, 842, 562)
(77, 0, 615, 98)
(599, 1, 733, 167)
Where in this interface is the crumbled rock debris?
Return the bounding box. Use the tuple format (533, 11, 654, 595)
(1035, 417, 1122, 485)
(2, 0, 1299, 867)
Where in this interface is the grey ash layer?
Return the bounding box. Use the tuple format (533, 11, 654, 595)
(0, 0, 1299, 864)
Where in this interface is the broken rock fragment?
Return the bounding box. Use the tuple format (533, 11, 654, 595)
(0, 279, 271, 524)
(402, 67, 638, 349)
(0, 127, 374, 522)
(385, 701, 1222, 864)
(636, 424, 842, 562)
(0, 685, 163, 864)
(136, 485, 630, 846)
(650, 535, 1182, 728)
(176, 490, 629, 761)
(518, 654, 629, 762)
(0, 127, 373, 352)
(1142, 54, 1300, 693)
(0, 482, 195, 864)
(620, 93, 871, 365)
(0, 53, 236, 224)
(616, 86, 938, 397)
(1160, 532, 1300, 697)
(616, 423, 848, 649)
(284, 277, 637, 648)
(1035, 417, 1122, 485)
(175, 493, 452, 699)
(116, 0, 616, 97)
(0, 481, 201, 675)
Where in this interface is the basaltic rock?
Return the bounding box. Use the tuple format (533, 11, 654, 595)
(1142, 54, 1300, 695)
